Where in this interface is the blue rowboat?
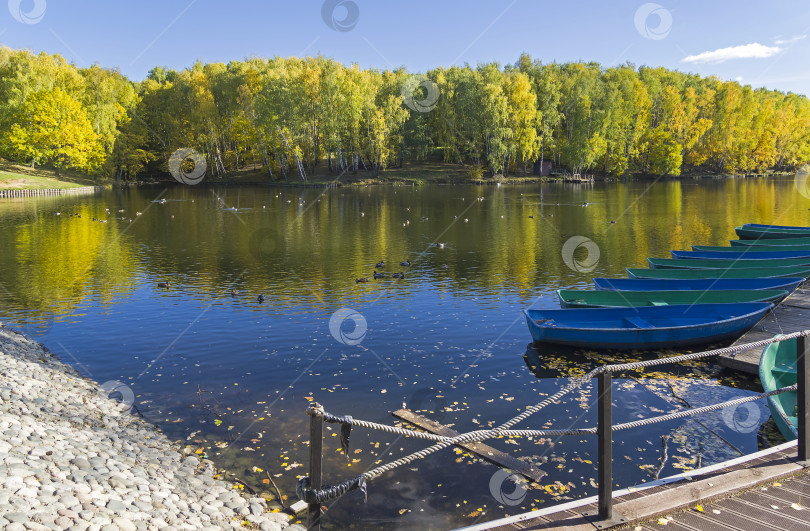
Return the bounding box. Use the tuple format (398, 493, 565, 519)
(523, 303, 773, 350)
(693, 245, 810, 252)
(626, 266, 810, 279)
(730, 237, 810, 247)
(648, 257, 810, 269)
(744, 223, 810, 231)
(759, 337, 798, 440)
(593, 277, 804, 292)
(735, 226, 810, 240)
(673, 250, 810, 260)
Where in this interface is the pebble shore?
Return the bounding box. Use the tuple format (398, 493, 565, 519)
(0, 326, 306, 531)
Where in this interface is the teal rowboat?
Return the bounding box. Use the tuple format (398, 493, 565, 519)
(557, 289, 788, 308)
(744, 223, 810, 230)
(693, 245, 810, 252)
(627, 265, 810, 279)
(731, 237, 810, 247)
(735, 226, 810, 239)
(648, 257, 810, 269)
(759, 337, 798, 440)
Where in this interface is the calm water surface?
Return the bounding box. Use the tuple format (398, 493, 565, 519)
(0, 178, 806, 529)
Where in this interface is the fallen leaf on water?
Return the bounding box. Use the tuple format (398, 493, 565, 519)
(398, 508, 409, 515)
(262, 479, 270, 485)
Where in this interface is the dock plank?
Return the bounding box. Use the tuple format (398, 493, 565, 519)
(456, 446, 805, 530)
(719, 286, 810, 374)
(391, 409, 546, 483)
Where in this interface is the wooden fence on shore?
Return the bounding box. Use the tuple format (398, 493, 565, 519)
(0, 186, 105, 198)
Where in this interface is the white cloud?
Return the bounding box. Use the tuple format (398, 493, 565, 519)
(734, 76, 743, 82)
(774, 34, 807, 45)
(681, 43, 781, 64)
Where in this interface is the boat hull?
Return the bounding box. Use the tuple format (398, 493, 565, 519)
(649, 257, 810, 269)
(744, 223, 810, 231)
(627, 266, 810, 280)
(730, 237, 810, 247)
(735, 226, 810, 240)
(759, 337, 798, 440)
(524, 303, 772, 350)
(692, 245, 810, 253)
(592, 278, 804, 292)
(674, 250, 810, 260)
(557, 289, 788, 308)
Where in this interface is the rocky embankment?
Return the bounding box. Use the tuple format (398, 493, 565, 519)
(0, 326, 305, 531)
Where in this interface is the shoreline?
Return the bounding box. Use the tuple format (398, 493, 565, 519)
(108, 170, 793, 190)
(0, 159, 796, 193)
(0, 325, 304, 531)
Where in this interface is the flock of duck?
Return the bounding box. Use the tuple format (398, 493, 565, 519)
(356, 260, 410, 283)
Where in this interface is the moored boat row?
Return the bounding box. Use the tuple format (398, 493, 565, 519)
(524, 222, 810, 350)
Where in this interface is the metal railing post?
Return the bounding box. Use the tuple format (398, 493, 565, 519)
(307, 404, 324, 531)
(798, 335, 810, 462)
(598, 371, 613, 520)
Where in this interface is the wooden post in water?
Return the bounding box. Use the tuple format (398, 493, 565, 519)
(798, 335, 810, 462)
(307, 404, 323, 531)
(597, 371, 613, 521)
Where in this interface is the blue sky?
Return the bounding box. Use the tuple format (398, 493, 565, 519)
(3, 0, 810, 95)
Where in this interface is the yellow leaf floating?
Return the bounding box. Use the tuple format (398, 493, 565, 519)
(695, 504, 703, 512)
(398, 509, 408, 515)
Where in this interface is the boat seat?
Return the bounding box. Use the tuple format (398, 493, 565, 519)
(773, 360, 798, 374)
(625, 317, 655, 329)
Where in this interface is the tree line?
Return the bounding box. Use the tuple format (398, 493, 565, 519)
(1, 47, 808, 180)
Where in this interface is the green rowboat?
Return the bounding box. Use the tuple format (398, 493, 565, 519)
(557, 289, 788, 309)
(627, 265, 810, 279)
(731, 237, 810, 247)
(735, 226, 810, 239)
(648, 257, 810, 269)
(759, 337, 798, 440)
(693, 244, 810, 252)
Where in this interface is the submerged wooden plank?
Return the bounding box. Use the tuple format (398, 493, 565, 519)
(391, 409, 546, 483)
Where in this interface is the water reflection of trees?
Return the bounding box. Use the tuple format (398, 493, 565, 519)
(0, 178, 800, 318)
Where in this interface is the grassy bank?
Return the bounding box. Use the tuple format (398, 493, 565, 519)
(0, 162, 100, 190)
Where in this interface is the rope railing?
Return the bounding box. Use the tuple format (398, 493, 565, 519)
(298, 331, 810, 529)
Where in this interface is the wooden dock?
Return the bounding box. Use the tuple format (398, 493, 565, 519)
(719, 286, 810, 374)
(0, 186, 104, 198)
(455, 442, 810, 530)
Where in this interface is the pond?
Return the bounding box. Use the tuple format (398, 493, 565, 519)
(0, 176, 806, 529)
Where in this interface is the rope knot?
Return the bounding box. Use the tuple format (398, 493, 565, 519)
(306, 402, 325, 417)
